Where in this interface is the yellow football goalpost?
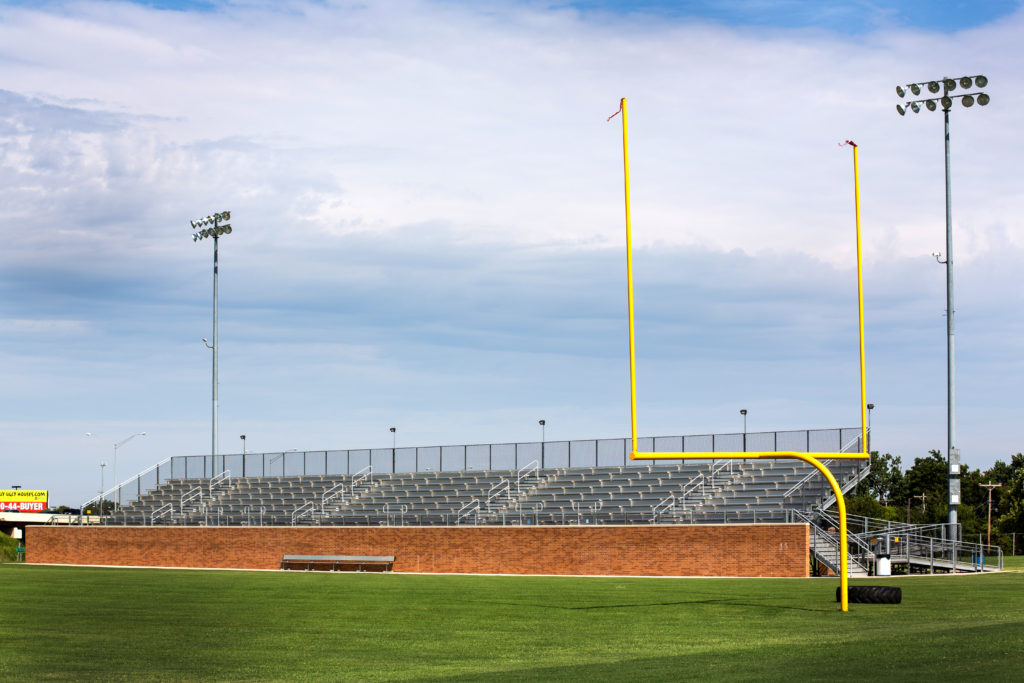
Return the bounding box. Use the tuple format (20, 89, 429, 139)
(612, 98, 870, 612)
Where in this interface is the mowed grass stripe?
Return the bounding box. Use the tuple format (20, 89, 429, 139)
(1, 564, 1022, 681)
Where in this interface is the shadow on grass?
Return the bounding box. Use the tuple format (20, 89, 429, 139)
(472, 597, 829, 613)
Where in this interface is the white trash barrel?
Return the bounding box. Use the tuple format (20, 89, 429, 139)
(876, 555, 891, 576)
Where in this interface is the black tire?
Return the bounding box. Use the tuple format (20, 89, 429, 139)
(836, 585, 902, 604)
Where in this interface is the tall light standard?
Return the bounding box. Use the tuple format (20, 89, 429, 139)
(896, 75, 989, 537)
(191, 211, 232, 476)
(739, 409, 747, 452)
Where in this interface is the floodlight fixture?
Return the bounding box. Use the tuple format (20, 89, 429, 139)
(926, 99, 937, 111)
(896, 85, 905, 98)
(910, 101, 920, 113)
(941, 96, 953, 109)
(896, 104, 906, 116)
(928, 81, 940, 93)
(910, 83, 921, 95)
(959, 76, 972, 89)
(962, 95, 974, 107)
(975, 75, 988, 88)
(978, 93, 990, 106)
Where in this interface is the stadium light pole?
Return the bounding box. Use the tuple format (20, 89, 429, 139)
(191, 211, 232, 477)
(739, 409, 747, 451)
(896, 76, 989, 539)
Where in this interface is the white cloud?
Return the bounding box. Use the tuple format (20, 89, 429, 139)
(1, 1, 1022, 504)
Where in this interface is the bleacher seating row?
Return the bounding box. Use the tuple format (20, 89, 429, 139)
(99, 458, 867, 527)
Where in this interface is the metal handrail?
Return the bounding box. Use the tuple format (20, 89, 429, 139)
(455, 499, 479, 525)
(517, 460, 539, 493)
(80, 456, 174, 511)
(210, 470, 231, 496)
(181, 486, 203, 508)
(322, 481, 347, 512)
(352, 465, 373, 496)
(151, 503, 174, 525)
(572, 499, 603, 524)
(291, 501, 316, 525)
(651, 493, 676, 523)
(789, 508, 873, 575)
(487, 478, 511, 511)
(783, 430, 867, 499)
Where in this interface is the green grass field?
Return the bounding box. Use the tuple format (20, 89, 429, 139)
(1, 564, 1022, 681)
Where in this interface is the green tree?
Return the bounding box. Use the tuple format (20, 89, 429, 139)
(902, 450, 948, 524)
(995, 454, 1024, 539)
(855, 451, 904, 505)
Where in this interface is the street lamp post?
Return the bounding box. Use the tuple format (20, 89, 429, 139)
(896, 75, 989, 538)
(390, 427, 397, 472)
(538, 420, 546, 468)
(191, 211, 233, 477)
(99, 461, 107, 517)
(113, 432, 146, 509)
(866, 403, 874, 453)
(740, 409, 747, 452)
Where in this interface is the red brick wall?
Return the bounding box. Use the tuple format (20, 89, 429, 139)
(27, 524, 808, 577)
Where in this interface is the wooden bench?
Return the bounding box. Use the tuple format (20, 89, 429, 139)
(280, 554, 395, 572)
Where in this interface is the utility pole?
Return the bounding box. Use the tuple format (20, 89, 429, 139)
(980, 482, 1002, 548)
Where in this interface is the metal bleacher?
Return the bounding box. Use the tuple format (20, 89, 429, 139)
(100, 455, 868, 528)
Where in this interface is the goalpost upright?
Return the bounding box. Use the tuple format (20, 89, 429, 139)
(612, 98, 870, 612)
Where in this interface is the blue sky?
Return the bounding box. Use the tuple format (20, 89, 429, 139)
(1, 0, 1022, 506)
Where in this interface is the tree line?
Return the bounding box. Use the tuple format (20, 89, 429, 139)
(846, 450, 1024, 553)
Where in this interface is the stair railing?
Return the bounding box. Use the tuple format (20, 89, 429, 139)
(181, 486, 203, 510)
(209, 470, 231, 497)
(455, 499, 480, 525)
(651, 493, 677, 523)
(291, 501, 316, 526)
(517, 460, 539, 494)
(352, 465, 373, 497)
(572, 499, 603, 525)
(487, 478, 511, 511)
(322, 481, 347, 516)
(151, 503, 174, 525)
